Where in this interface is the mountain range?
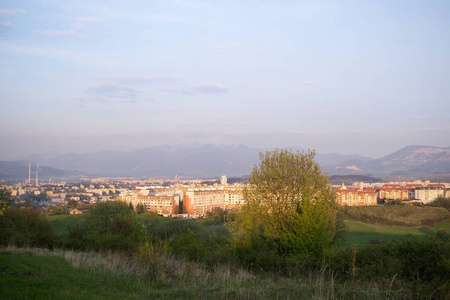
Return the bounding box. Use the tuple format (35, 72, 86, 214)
(330, 145, 450, 176)
(1, 144, 449, 180)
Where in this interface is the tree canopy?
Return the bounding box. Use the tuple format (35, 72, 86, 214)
(229, 149, 337, 259)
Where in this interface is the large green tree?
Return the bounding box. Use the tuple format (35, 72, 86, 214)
(229, 149, 337, 259)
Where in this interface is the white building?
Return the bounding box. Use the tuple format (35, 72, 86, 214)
(414, 187, 445, 204)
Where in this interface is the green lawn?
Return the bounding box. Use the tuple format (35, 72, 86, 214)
(0, 249, 339, 300)
(46, 215, 82, 236)
(0, 252, 156, 299)
(344, 220, 450, 245)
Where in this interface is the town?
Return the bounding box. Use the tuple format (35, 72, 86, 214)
(3, 167, 449, 217)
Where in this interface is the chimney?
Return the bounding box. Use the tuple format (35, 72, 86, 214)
(36, 164, 39, 186)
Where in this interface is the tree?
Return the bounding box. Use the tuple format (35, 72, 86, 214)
(0, 187, 11, 216)
(68, 201, 138, 251)
(136, 203, 146, 214)
(229, 149, 337, 260)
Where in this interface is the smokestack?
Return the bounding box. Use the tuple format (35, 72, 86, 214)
(36, 164, 39, 186)
(28, 162, 31, 183)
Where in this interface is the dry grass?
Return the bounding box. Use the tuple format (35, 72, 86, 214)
(1, 245, 432, 299)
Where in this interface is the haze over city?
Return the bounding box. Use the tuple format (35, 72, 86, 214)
(1, 1, 449, 160)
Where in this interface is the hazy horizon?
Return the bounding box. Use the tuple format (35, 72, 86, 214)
(1, 1, 449, 160)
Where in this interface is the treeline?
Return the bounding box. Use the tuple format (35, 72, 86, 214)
(1, 202, 450, 298)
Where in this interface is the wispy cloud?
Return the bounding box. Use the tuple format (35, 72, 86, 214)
(108, 75, 175, 85)
(0, 43, 85, 61)
(0, 8, 26, 15)
(0, 21, 11, 28)
(163, 82, 229, 95)
(40, 15, 103, 39)
(75, 16, 104, 29)
(87, 83, 142, 101)
(416, 126, 450, 132)
(42, 30, 82, 38)
(211, 42, 260, 54)
(79, 74, 175, 104)
(303, 81, 317, 86)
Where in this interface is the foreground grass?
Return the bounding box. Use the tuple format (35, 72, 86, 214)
(0, 246, 416, 299)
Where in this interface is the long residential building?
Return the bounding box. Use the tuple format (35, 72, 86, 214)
(336, 184, 377, 206)
(184, 186, 245, 217)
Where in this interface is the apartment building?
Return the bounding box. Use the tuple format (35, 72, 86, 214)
(336, 185, 377, 206)
(414, 187, 445, 204)
(137, 194, 180, 215)
(183, 186, 245, 217)
(378, 184, 409, 200)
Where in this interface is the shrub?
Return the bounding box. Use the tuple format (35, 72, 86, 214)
(67, 201, 140, 251)
(0, 207, 58, 248)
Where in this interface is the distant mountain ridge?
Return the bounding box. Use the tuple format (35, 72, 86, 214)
(2, 144, 448, 179)
(15, 144, 372, 178)
(0, 161, 86, 180)
(332, 145, 450, 176)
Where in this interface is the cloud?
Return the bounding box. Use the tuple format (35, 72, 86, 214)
(0, 21, 11, 28)
(0, 43, 87, 61)
(211, 43, 260, 54)
(79, 74, 175, 105)
(163, 82, 229, 95)
(39, 15, 103, 39)
(0, 8, 26, 15)
(87, 83, 142, 101)
(108, 75, 175, 85)
(75, 16, 104, 29)
(42, 30, 81, 38)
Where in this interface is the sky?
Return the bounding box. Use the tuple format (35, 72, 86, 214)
(1, 0, 449, 160)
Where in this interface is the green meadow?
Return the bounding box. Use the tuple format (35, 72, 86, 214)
(46, 208, 450, 245)
(344, 220, 450, 245)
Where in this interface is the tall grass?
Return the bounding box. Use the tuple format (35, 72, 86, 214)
(2, 245, 439, 299)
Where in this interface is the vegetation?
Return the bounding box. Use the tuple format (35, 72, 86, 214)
(0, 246, 411, 300)
(339, 205, 450, 226)
(344, 220, 450, 245)
(66, 201, 139, 251)
(429, 196, 450, 212)
(229, 150, 339, 263)
(0, 207, 58, 248)
(2, 148, 450, 298)
(0, 187, 11, 216)
(46, 214, 81, 236)
(1, 202, 450, 298)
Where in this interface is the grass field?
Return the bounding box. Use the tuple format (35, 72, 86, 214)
(46, 215, 82, 236)
(339, 206, 450, 227)
(45, 208, 450, 245)
(0, 246, 413, 299)
(344, 220, 450, 245)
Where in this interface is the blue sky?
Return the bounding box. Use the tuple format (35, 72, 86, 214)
(1, 0, 449, 160)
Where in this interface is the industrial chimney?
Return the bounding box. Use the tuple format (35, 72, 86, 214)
(35, 164, 39, 187)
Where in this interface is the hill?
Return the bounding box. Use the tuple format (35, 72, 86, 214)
(328, 175, 382, 185)
(0, 161, 86, 181)
(18, 144, 372, 178)
(4, 144, 448, 178)
(333, 145, 450, 176)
